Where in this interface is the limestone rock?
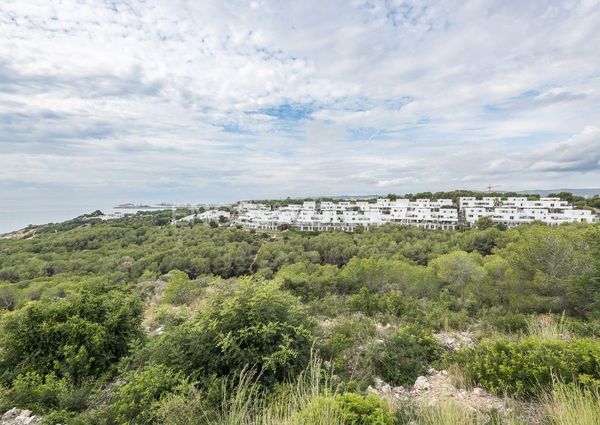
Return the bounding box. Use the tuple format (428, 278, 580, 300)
(413, 376, 431, 391)
(1, 409, 41, 425)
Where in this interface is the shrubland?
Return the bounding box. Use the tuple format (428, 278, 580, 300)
(0, 209, 599, 424)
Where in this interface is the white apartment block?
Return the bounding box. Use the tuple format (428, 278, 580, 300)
(178, 209, 231, 223)
(460, 197, 595, 227)
(236, 198, 459, 231)
(234, 195, 597, 232)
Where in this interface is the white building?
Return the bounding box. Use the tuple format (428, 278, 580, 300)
(460, 197, 595, 227)
(236, 198, 459, 231)
(179, 209, 231, 224)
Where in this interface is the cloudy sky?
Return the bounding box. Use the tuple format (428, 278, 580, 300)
(1, 0, 600, 228)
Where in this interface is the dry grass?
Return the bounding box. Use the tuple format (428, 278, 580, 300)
(448, 362, 474, 390)
(543, 384, 600, 425)
(210, 355, 341, 425)
(418, 400, 528, 425)
(420, 401, 481, 425)
(526, 313, 570, 340)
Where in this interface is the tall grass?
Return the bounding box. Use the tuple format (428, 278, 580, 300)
(526, 313, 570, 340)
(417, 401, 526, 425)
(255, 356, 340, 425)
(448, 362, 474, 390)
(543, 383, 600, 425)
(419, 401, 481, 425)
(210, 355, 342, 425)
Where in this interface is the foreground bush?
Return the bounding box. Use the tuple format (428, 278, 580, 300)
(110, 364, 189, 425)
(455, 337, 600, 397)
(369, 325, 440, 387)
(295, 392, 394, 425)
(145, 278, 314, 386)
(0, 289, 143, 384)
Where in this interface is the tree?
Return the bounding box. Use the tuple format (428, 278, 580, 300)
(499, 225, 599, 316)
(475, 216, 495, 230)
(429, 251, 485, 307)
(309, 232, 357, 266)
(481, 255, 514, 307)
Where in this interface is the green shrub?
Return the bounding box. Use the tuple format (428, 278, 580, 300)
(0, 290, 143, 385)
(275, 261, 340, 300)
(319, 315, 377, 360)
(111, 364, 189, 425)
(146, 278, 314, 386)
(153, 387, 214, 425)
(0, 371, 83, 414)
(334, 392, 394, 425)
(152, 304, 191, 329)
(294, 393, 394, 425)
(369, 325, 441, 387)
(293, 396, 344, 425)
(455, 337, 600, 397)
(348, 287, 381, 316)
(482, 310, 529, 334)
(318, 315, 377, 381)
(161, 270, 209, 305)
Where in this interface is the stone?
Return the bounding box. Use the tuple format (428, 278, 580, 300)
(1, 409, 41, 425)
(413, 376, 430, 391)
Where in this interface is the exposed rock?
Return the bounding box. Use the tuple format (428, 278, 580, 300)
(318, 319, 334, 330)
(434, 332, 474, 351)
(413, 376, 431, 391)
(375, 323, 394, 337)
(1, 409, 41, 425)
(369, 369, 512, 417)
(147, 325, 164, 336)
(137, 280, 166, 307)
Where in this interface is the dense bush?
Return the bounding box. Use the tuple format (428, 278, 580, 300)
(0, 372, 83, 415)
(369, 325, 441, 387)
(275, 261, 340, 300)
(0, 289, 143, 384)
(334, 392, 395, 425)
(481, 308, 529, 334)
(455, 337, 600, 397)
(110, 364, 189, 425)
(145, 278, 314, 386)
(318, 315, 377, 382)
(295, 392, 394, 425)
(161, 270, 209, 305)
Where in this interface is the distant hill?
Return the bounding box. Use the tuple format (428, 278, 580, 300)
(517, 188, 600, 197)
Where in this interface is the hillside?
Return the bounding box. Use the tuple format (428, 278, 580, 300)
(0, 215, 599, 424)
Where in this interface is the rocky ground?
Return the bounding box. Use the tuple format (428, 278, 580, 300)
(0, 227, 38, 240)
(0, 409, 40, 425)
(368, 369, 507, 412)
(367, 330, 542, 424)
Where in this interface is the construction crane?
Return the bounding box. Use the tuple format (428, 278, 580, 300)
(486, 184, 500, 192)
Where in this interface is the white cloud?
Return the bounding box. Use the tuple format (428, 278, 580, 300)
(1, 0, 600, 209)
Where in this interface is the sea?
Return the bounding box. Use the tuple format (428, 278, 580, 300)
(0, 203, 163, 235)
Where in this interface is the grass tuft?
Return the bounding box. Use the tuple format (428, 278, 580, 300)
(543, 383, 600, 425)
(526, 313, 570, 340)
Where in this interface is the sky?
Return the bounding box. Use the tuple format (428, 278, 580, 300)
(1, 0, 600, 230)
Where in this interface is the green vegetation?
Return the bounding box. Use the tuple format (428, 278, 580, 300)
(0, 208, 599, 423)
(454, 337, 600, 397)
(369, 325, 440, 387)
